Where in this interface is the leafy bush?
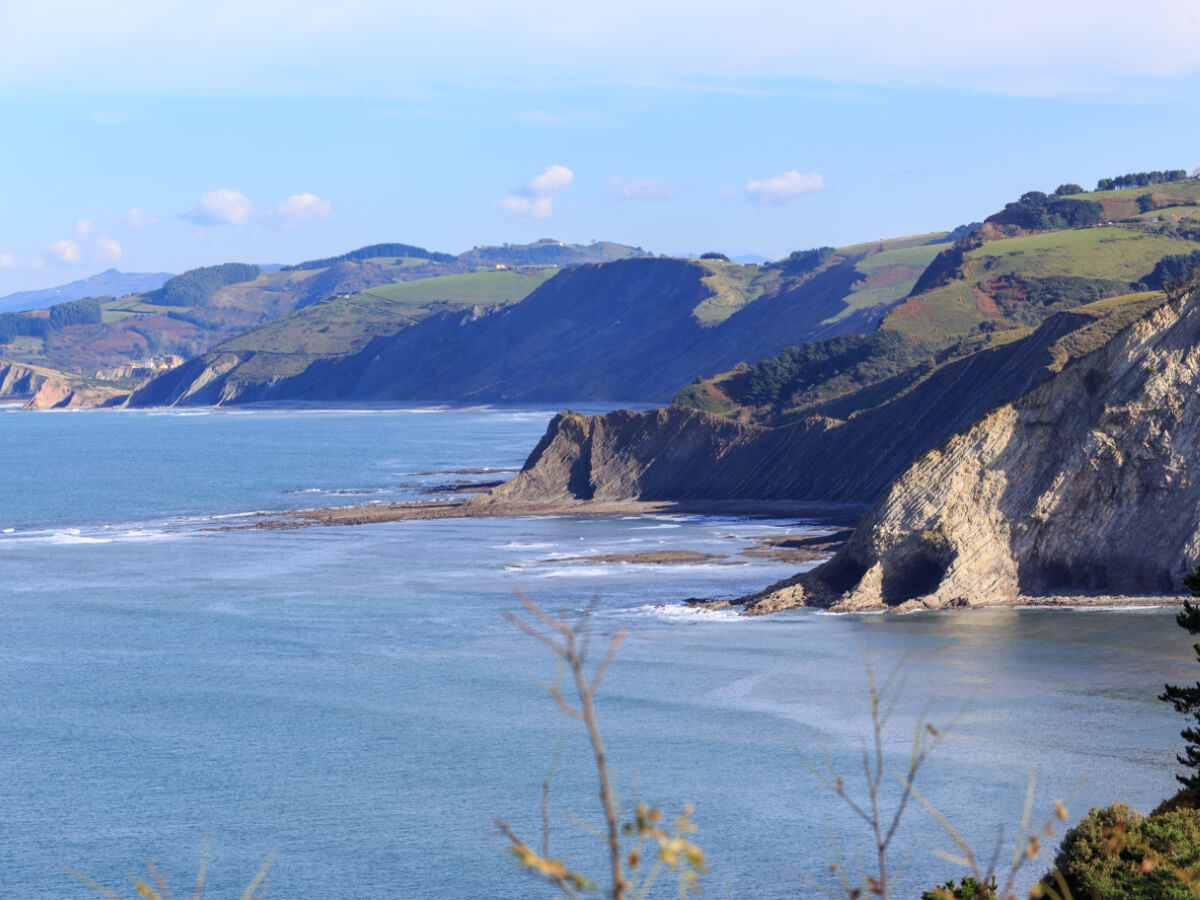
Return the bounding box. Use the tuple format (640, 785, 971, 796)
(740, 331, 920, 409)
(988, 193, 1103, 231)
(1037, 803, 1200, 899)
(922, 876, 998, 899)
(146, 263, 261, 307)
(1055, 184, 1085, 196)
(699, 251, 730, 261)
(48, 296, 103, 329)
(1144, 251, 1200, 290)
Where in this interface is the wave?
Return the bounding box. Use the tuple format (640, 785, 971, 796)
(618, 603, 751, 623)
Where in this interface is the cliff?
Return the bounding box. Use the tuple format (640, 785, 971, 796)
(128, 257, 893, 407)
(489, 301, 1135, 506)
(0, 359, 50, 399)
(740, 285, 1200, 612)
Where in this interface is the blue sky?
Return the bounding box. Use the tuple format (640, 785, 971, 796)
(3, 0, 1200, 293)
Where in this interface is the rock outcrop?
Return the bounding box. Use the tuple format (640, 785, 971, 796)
(0, 359, 49, 399)
(742, 287, 1200, 612)
(491, 304, 1125, 506)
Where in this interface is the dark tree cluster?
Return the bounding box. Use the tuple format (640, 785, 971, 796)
(0, 312, 51, 344)
(145, 263, 262, 308)
(774, 246, 836, 277)
(48, 296, 104, 329)
(286, 242, 456, 271)
(741, 332, 908, 408)
(699, 252, 730, 261)
(942, 222, 982, 243)
(1054, 183, 1085, 196)
(988, 191, 1102, 231)
(1143, 251, 1200, 290)
(1097, 170, 1189, 191)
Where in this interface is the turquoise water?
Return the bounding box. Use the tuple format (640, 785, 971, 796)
(0, 406, 1193, 898)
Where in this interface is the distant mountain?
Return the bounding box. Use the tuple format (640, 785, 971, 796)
(0, 269, 173, 313)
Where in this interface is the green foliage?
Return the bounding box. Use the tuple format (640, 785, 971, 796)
(49, 297, 104, 329)
(1138, 193, 1159, 213)
(989, 192, 1102, 231)
(1159, 572, 1200, 791)
(147, 263, 262, 307)
(1144, 252, 1200, 290)
(921, 875, 998, 899)
(0, 311, 51, 344)
(1038, 804, 1200, 899)
(775, 246, 836, 276)
(286, 242, 456, 270)
(1097, 170, 1190, 191)
(1055, 184, 1085, 196)
(740, 331, 920, 409)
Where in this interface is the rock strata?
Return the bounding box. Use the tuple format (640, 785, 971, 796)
(743, 287, 1200, 612)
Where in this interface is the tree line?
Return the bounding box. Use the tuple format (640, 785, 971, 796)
(145, 263, 261, 307)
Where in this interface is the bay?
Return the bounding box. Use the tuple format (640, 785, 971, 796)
(0, 407, 1191, 898)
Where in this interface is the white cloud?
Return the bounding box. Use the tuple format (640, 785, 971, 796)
(121, 207, 158, 229)
(0, 252, 15, 269)
(180, 188, 253, 226)
(744, 171, 825, 205)
(47, 239, 81, 264)
(271, 192, 334, 229)
(75, 218, 93, 237)
(498, 165, 574, 220)
(96, 236, 122, 260)
(608, 176, 678, 202)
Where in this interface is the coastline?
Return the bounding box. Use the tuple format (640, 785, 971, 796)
(210, 493, 1188, 614)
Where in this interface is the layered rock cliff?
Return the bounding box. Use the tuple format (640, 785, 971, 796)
(740, 286, 1200, 612)
(489, 302, 1133, 506)
(129, 257, 887, 407)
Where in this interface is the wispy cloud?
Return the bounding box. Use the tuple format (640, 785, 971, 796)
(497, 165, 574, 220)
(270, 192, 334, 229)
(607, 176, 679, 202)
(95, 236, 122, 261)
(47, 239, 81, 264)
(179, 188, 254, 227)
(744, 171, 824, 205)
(0, 253, 16, 269)
(120, 207, 158, 229)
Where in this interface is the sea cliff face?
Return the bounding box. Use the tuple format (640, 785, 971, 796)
(491, 305, 1114, 506)
(742, 287, 1200, 612)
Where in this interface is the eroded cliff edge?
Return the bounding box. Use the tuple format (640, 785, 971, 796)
(740, 287, 1200, 613)
(487, 302, 1134, 506)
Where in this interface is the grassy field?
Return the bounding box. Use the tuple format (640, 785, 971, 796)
(971, 226, 1199, 281)
(1064, 180, 1200, 204)
(693, 261, 781, 324)
(837, 232, 948, 256)
(219, 268, 560, 357)
(354, 268, 558, 306)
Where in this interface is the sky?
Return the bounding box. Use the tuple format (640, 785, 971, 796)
(3, 0, 1200, 293)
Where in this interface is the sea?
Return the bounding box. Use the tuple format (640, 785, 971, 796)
(0, 404, 1193, 899)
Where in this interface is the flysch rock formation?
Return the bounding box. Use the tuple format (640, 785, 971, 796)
(740, 286, 1200, 613)
(487, 303, 1134, 507)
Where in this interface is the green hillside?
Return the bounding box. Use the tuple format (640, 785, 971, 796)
(676, 173, 1200, 426)
(221, 269, 558, 356)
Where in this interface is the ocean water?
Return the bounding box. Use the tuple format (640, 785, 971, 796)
(0, 406, 1193, 899)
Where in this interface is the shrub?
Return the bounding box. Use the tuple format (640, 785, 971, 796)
(922, 875, 998, 899)
(1037, 803, 1200, 899)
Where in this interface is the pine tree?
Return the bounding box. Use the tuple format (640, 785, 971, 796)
(1159, 568, 1200, 790)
